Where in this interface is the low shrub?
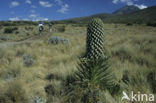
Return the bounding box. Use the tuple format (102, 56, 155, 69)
(44, 84, 55, 96)
(45, 73, 62, 81)
(48, 36, 71, 45)
(15, 31, 19, 34)
(0, 25, 3, 29)
(23, 54, 35, 67)
(126, 23, 133, 26)
(0, 59, 23, 81)
(147, 21, 156, 27)
(30, 96, 46, 103)
(0, 36, 8, 41)
(4, 27, 18, 33)
(65, 58, 115, 103)
(24, 27, 34, 31)
(57, 26, 65, 32)
(0, 22, 14, 26)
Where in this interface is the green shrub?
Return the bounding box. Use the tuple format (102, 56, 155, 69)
(0, 22, 14, 26)
(0, 36, 8, 41)
(24, 27, 34, 31)
(126, 23, 133, 26)
(0, 25, 3, 30)
(4, 27, 18, 33)
(23, 54, 35, 67)
(147, 21, 156, 27)
(76, 58, 113, 89)
(44, 84, 56, 96)
(15, 31, 19, 34)
(71, 58, 113, 103)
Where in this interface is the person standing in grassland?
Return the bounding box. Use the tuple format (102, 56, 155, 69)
(39, 22, 44, 35)
(49, 23, 52, 32)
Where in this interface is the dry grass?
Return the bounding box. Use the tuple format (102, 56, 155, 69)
(0, 23, 155, 103)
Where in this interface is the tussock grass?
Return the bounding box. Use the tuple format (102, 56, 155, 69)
(0, 23, 155, 103)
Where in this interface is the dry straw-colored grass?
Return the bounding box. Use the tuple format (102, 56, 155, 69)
(0, 23, 155, 103)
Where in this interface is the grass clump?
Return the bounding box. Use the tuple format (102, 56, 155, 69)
(147, 71, 156, 93)
(4, 27, 18, 33)
(24, 26, 34, 31)
(0, 80, 28, 103)
(23, 54, 35, 67)
(0, 58, 23, 81)
(0, 22, 155, 103)
(57, 25, 66, 32)
(48, 36, 71, 45)
(44, 84, 56, 96)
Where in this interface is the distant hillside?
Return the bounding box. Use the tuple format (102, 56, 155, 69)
(61, 13, 111, 24)
(112, 5, 140, 15)
(61, 6, 156, 24)
(105, 6, 156, 23)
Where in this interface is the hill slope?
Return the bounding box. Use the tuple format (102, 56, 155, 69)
(62, 6, 156, 24)
(105, 6, 156, 23)
(113, 5, 140, 15)
(62, 13, 111, 23)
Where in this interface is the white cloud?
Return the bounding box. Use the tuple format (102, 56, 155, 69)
(9, 17, 20, 21)
(30, 10, 35, 13)
(55, 0, 63, 5)
(55, 0, 69, 14)
(127, 1, 133, 5)
(28, 13, 49, 21)
(31, 5, 37, 8)
(135, 4, 147, 9)
(112, 0, 148, 9)
(34, 17, 49, 21)
(29, 14, 38, 18)
(112, 0, 119, 4)
(23, 18, 30, 21)
(57, 4, 69, 14)
(10, 1, 20, 7)
(26, 0, 31, 4)
(39, 1, 53, 7)
(43, 18, 49, 21)
(112, 0, 140, 5)
(113, 0, 133, 5)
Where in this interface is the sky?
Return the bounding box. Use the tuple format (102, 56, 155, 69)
(0, 0, 156, 21)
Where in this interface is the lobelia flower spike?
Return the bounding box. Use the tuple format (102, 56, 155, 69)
(85, 18, 106, 60)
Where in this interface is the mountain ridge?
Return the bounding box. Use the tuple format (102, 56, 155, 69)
(61, 5, 156, 24)
(112, 5, 140, 15)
